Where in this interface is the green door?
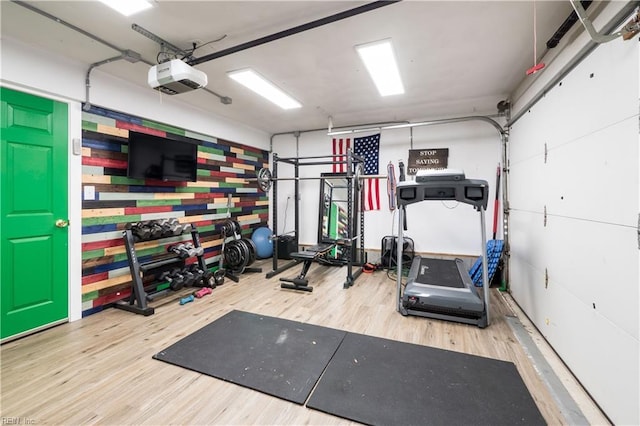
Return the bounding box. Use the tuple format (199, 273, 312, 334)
(1, 87, 69, 340)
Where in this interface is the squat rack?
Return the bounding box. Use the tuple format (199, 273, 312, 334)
(265, 150, 372, 288)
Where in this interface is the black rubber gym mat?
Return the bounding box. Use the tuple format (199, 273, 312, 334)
(307, 332, 546, 426)
(152, 310, 346, 404)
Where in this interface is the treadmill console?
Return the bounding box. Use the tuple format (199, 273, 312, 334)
(415, 168, 465, 182)
(397, 175, 489, 210)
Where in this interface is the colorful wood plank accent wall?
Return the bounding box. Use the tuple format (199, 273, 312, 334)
(81, 106, 269, 316)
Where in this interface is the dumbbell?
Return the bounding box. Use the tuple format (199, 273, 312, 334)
(167, 243, 191, 259)
(148, 220, 164, 239)
(182, 243, 197, 258)
(160, 218, 184, 237)
(188, 264, 205, 286)
(172, 220, 187, 237)
(190, 265, 205, 284)
(180, 269, 196, 287)
(184, 243, 204, 257)
(197, 268, 215, 288)
(159, 269, 186, 291)
(126, 222, 152, 241)
(178, 243, 204, 258)
(167, 243, 184, 257)
(170, 271, 186, 290)
(193, 287, 212, 298)
(155, 219, 172, 238)
(179, 295, 194, 305)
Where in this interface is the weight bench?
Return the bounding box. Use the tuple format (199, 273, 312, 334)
(280, 243, 335, 292)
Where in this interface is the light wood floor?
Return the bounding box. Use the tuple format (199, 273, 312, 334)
(1, 260, 609, 425)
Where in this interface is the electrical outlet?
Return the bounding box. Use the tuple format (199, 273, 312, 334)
(84, 185, 96, 200)
(72, 138, 82, 155)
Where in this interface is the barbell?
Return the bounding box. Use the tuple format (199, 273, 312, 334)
(250, 164, 388, 192)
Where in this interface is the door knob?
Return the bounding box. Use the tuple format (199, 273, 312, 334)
(55, 219, 69, 228)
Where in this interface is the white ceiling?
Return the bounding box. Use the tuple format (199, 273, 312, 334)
(1, 0, 578, 135)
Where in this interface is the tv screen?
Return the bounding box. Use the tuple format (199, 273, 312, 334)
(127, 131, 198, 182)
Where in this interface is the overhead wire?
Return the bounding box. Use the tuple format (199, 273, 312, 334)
(180, 35, 228, 62)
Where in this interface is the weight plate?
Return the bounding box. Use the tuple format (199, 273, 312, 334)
(237, 239, 251, 270)
(257, 167, 273, 192)
(220, 219, 234, 237)
(355, 163, 364, 192)
(232, 219, 242, 236)
(242, 238, 257, 266)
(223, 240, 244, 270)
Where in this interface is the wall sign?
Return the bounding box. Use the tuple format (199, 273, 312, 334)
(407, 148, 449, 175)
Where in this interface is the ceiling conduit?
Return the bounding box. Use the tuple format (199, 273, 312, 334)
(83, 51, 142, 111)
(12, 0, 125, 52)
(10, 0, 232, 105)
(13, 0, 401, 108)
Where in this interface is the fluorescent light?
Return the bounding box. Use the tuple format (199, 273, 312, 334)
(227, 69, 301, 110)
(98, 0, 152, 16)
(355, 39, 404, 96)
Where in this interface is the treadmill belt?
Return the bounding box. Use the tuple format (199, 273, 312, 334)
(414, 258, 464, 288)
(307, 332, 546, 426)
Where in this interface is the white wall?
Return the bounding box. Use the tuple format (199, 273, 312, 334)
(272, 119, 503, 259)
(0, 37, 270, 150)
(508, 4, 639, 424)
(1, 36, 270, 321)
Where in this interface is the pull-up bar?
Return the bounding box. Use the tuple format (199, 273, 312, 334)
(247, 166, 389, 192)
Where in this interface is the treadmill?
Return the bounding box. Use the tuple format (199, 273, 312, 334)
(396, 170, 490, 328)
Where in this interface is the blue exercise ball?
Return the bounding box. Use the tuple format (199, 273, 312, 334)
(251, 227, 273, 258)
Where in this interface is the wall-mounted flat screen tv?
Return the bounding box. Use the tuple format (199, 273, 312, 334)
(127, 131, 198, 182)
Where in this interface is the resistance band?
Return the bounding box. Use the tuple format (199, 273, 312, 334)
(492, 164, 501, 240)
(387, 161, 397, 211)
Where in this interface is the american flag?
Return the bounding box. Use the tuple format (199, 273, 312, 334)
(332, 138, 350, 173)
(354, 133, 381, 211)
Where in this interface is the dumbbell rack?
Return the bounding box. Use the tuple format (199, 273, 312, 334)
(115, 224, 211, 316)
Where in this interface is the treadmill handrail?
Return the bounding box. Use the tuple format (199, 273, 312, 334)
(396, 179, 489, 210)
(395, 176, 491, 327)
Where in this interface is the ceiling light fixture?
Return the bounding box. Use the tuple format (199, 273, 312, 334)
(98, 0, 153, 17)
(355, 39, 404, 96)
(227, 69, 301, 110)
